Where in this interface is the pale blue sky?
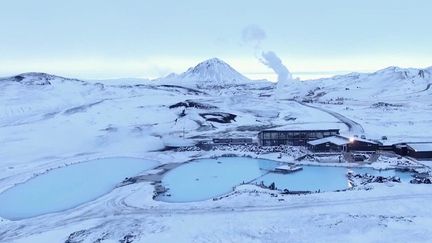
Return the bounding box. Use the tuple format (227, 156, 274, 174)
(1, 0, 431, 80)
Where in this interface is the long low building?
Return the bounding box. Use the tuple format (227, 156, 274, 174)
(258, 128, 340, 146)
(393, 142, 432, 159)
(406, 143, 432, 159)
(212, 138, 254, 145)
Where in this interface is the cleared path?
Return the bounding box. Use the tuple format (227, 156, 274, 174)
(293, 100, 365, 134)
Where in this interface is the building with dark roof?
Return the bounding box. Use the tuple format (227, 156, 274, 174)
(406, 143, 432, 159)
(258, 127, 340, 146)
(307, 136, 349, 152)
(307, 135, 381, 152)
(345, 136, 381, 151)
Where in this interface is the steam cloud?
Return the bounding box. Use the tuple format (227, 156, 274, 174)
(260, 51, 292, 83)
(242, 25, 292, 84)
(242, 25, 267, 48)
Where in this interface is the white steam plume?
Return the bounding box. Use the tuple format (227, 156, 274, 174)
(241, 25, 293, 85)
(260, 51, 292, 83)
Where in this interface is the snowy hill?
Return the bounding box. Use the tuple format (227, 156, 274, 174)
(0, 72, 113, 128)
(156, 58, 254, 88)
(287, 66, 432, 102)
(0, 72, 67, 86)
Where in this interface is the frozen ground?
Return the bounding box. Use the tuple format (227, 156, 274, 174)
(0, 59, 431, 242)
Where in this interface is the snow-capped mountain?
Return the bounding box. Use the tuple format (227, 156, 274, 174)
(287, 66, 432, 101)
(156, 58, 253, 88)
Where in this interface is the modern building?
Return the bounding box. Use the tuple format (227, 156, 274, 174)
(307, 135, 381, 152)
(345, 137, 381, 151)
(406, 143, 432, 159)
(392, 142, 432, 159)
(307, 136, 349, 152)
(258, 128, 340, 146)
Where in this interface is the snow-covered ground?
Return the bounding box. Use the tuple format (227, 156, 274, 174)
(0, 59, 431, 242)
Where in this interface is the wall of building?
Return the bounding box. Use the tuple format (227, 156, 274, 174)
(213, 138, 254, 145)
(258, 130, 339, 146)
(346, 140, 378, 151)
(407, 149, 432, 159)
(393, 145, 408, 156)
(308, 143, 344, 152)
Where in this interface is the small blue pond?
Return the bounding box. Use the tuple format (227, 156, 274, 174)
(158, 157, 413, 202)
(0, 157, 158, 220)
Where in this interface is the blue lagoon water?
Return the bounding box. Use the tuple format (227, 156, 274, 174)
(158, 157, 412, 202)
(159, 157, 277, 202)
(0, 157, 158, 220)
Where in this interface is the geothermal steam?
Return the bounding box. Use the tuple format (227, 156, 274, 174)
(260, 51, 292, 83)
(242, 25, 293, 86)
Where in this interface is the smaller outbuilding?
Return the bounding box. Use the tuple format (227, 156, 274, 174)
(308, 135, 381, 152)
(307, 136, 349, 152)
(345, 136, 381, 151)
(406, 143, 432, 159)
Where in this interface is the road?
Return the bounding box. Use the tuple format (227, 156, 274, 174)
(293, 100, 365, 134)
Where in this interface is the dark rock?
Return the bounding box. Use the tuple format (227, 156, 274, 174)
(269, 182, 276, 190)
(169, 100, 217, 109)
(199, 112, 237, 123)
(119, 234, 135, 243)
(410, 178, 432, 184)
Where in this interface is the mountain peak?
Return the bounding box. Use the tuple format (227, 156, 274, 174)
(159, 58, 251, 87)
(198, 57, 226, 65)
(186, 58, 242, 75)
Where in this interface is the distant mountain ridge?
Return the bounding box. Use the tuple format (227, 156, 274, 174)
(291, 65, 432, 101)
(0, 72, 88, 86)
(2, 60, 431, 95)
